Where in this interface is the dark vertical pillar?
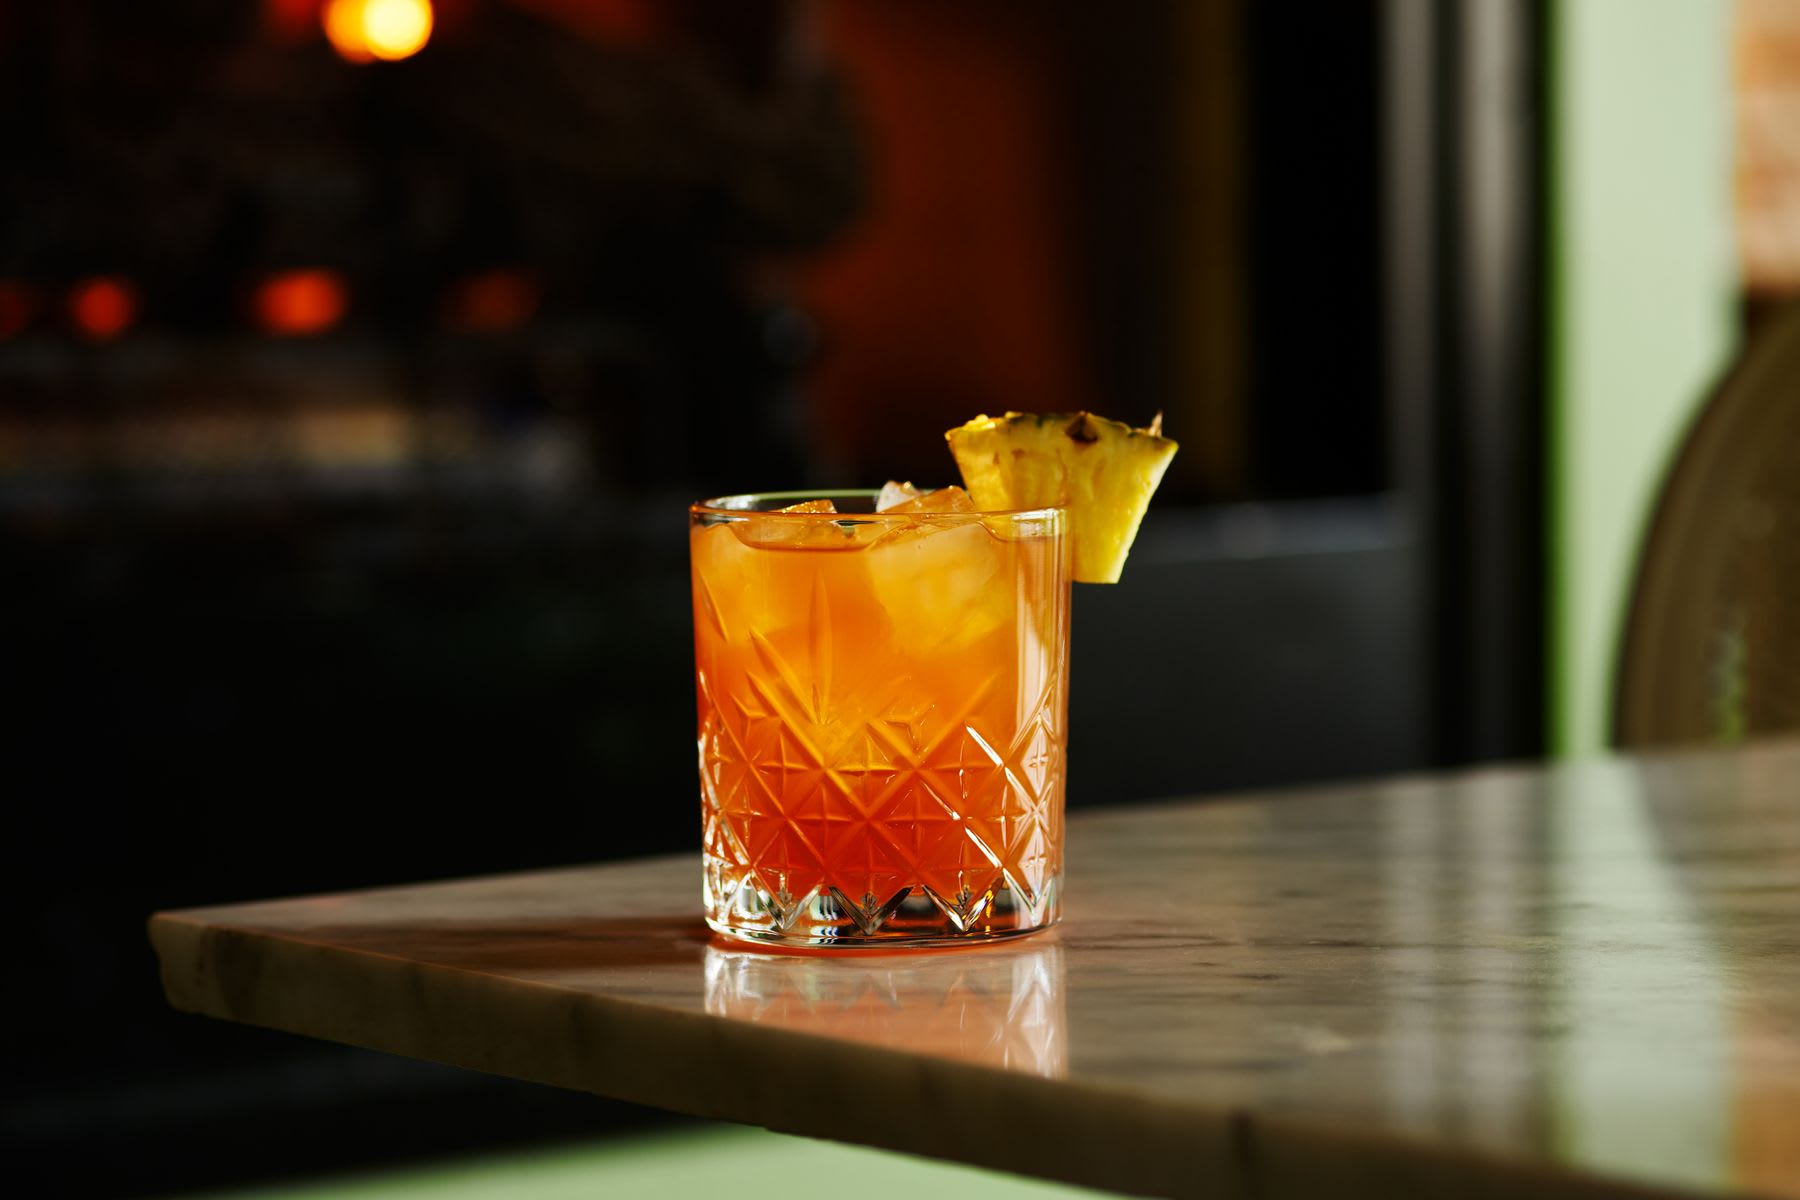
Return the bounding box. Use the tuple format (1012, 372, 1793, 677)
(1384, 0, 1547, 764)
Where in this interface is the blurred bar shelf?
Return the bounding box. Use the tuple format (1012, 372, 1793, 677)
(151, 739, 1800, 1200)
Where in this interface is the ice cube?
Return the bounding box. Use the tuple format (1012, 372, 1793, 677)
(865, 512, 1010, 649)
(881, 485, 976, 515)
(728, 499, 884, 551)
(876, 481, 923, 511)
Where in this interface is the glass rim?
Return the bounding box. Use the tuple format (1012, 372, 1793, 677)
(691, 488, 1066, 521)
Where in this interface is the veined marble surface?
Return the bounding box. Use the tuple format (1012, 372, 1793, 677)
(152, 739, 1800, 1200)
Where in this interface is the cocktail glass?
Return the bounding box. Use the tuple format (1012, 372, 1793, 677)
(690, 490, 1070, 948)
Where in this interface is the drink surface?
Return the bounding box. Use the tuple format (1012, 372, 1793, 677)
(691, 501, 1069, 946)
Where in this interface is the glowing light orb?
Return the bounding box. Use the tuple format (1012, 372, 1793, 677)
(70, 277, 138, 341)
(444, 270, 541, 333)
(324, 0, 433, 64)
(255, 269, 349, 336)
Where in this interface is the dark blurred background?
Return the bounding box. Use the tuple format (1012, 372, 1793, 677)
(2, 0, 1785, 1195)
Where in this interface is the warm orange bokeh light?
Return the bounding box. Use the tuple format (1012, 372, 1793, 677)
(443, 270, 541, 333)
(70, 277, 139, 341)
(0, 281, 34, 341)
(324, 0, 434, 63)
(254, 269, 349, 336)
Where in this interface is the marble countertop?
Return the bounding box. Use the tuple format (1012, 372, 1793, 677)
(152, 739, 1800, 1199)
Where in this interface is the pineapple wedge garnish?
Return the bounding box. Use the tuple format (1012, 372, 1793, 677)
(945, 411, 1177, 583)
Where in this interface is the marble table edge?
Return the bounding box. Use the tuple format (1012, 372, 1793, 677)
(148, 909, 1719, 1200)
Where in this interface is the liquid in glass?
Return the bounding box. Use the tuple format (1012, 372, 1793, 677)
(690, 491, 1069, 947)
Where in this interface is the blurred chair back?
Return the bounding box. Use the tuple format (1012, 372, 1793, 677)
(1615, 301, 1800, 747)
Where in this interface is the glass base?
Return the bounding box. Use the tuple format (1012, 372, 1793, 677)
(704, 861, 1060, 950)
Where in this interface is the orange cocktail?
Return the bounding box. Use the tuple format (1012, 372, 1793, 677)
(690, 490, 1069, 948)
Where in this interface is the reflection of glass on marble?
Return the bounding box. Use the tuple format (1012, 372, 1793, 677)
(704, 941, 1067, 1078)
